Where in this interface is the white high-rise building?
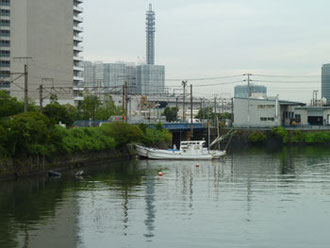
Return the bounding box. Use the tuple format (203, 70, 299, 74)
(0, 0, 84, 104)
(83, 61, 164, 96)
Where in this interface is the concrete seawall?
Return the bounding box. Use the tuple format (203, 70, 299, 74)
(0, 147, 138, 181)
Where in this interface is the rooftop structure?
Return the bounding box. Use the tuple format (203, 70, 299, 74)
(234, 84, 267, 99)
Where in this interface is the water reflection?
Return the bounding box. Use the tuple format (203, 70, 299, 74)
(2, 148, 330, 247)
(144, 161, 156, 241)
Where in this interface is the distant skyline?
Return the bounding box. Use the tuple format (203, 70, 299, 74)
(83, 0, 330, 102)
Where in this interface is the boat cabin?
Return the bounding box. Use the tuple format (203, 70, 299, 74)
(180, 141, 207, 153)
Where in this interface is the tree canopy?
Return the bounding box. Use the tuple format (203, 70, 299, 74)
(163, 107, 178, 122)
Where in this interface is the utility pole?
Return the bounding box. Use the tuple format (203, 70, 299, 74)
(231, 97, 234, 123)
(24, 65, 28, 112)
(125, 81, 129, 122)
(39, 84, 43, 113)
(243, 73, 252, 98)
(122, 84, 125, 117)
(190, 84, 193, 135)
(182, 81, 187, 121)
(244, 73, 252, 128)
(13, 57, 32, 112)
(214, 95, 218, 113)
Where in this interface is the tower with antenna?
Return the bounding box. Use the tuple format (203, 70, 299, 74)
(146, 4, 155, 65)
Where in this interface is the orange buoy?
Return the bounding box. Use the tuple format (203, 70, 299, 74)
(158, 172, 163, 177)
(196, 164, 200, 168)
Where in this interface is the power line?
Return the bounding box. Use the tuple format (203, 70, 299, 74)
(165, 74, 243, 81)
(253, 74, 319, 78)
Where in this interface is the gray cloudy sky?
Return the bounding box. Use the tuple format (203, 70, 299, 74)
(83, 0, 330, 102)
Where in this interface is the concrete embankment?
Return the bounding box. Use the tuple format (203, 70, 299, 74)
(0, 145, 138, 181)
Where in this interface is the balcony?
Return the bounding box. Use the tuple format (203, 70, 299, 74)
(73, 76, 84, 81)
(73, 25, 83, 32)
(73, 45, 84, 52)
(73, 5, 83, 13)
(73, 56, 83, 61)
(73, 66, 84, 72)
(73, 15, 83, 23)
(73, 35, 83, 42)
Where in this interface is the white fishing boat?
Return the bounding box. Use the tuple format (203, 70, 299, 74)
(135, 140, 226, 160)
(135, 144, 149, 158)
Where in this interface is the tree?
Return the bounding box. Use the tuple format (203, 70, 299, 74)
(43, 103, 76, 127)
(0, 90, 24, 118)
(77, 95, 101, 120)
(101, 122, 142, 148)
(195, 107, 216, 120)
(163, 107, 178, 122)
(3, 112, 62, 157)
(95, 94, 122, 120)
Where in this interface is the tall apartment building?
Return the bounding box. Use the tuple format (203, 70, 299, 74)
(0, 0, 84, 104)
(322, 64, 330, 103)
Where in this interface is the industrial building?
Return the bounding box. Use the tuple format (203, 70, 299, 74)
(0, 0, 84, 104)
(294, 106, 330, 126)
(233, 97, 305, 128)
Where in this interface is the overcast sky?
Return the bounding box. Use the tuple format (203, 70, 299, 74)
(83, 0, 330, 102)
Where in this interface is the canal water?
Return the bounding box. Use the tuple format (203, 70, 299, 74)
(1, 147, 330, 248)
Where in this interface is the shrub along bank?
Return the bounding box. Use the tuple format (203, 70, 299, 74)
(247, 127, 330, 145)
(0, 112, 171, 177)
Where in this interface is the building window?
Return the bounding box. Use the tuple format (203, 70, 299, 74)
(0, 40, 10, 47)
(0, 81, 10, 88)
(295, 114, 301, 122)
(260, 117, 275, 122)
(257, 105, 275, 109)
(0, 19, 10, 26)
(0, 0, 10, 6)
(0, 50, 10, 57)
(0, 60, 10, 67)
(0, 29, 10, 37)
(0, 70, 10, 77)
(0, 9, 10, 16)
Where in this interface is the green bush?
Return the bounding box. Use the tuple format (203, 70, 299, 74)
(2, 112, 61, 157)
(141, 128, 171, 147)
(271, 126, 289, 143)
(290, 130, 303, 143)
(304, 132, 330, 144)
(248, 132, 267, 144)
(138, 123, 148, 133)
(100, 122, 142, 148)
(58, 126, 116, 153)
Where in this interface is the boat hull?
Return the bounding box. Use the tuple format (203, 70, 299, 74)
(135, 144, 226, 160)
(135, 144, 149, 158)
(146, 149, 226, 160)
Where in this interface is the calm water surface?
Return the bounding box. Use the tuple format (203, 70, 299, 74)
(2, 147, 330, 247)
